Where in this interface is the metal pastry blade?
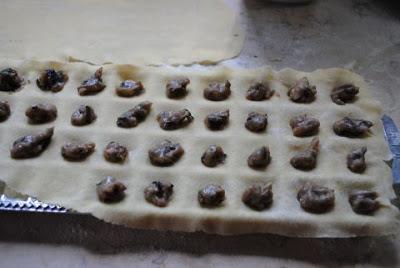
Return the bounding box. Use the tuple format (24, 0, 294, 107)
(0, 194, 67, 213)
(382, 115, 400, 208)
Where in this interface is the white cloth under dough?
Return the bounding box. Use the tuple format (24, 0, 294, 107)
(0, 0, 244, 65)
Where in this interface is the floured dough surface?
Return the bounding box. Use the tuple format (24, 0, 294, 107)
(0, 60, 399, 237)
(0, 0, 244, 65)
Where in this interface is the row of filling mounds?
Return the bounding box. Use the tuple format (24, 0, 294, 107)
(96, 176, 381, 216)
(0, 99, 374, 138)
(8, 127, 370, 176)
(0, 67, 360, 104)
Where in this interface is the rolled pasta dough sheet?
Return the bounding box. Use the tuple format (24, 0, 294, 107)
(0, 60, 399, 237)
(0, 0, 244, 65)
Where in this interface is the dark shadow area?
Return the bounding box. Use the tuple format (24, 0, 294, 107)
(239, 0, 400, 71)
(371, 0, 400, 20)
(242, 0, 400, 41)
(0, 211, 397, 266)
(244, 0, 400, 20)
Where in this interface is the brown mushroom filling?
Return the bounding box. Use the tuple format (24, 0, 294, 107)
(36, 69, 68, 92)
(61, 142, 95, 161)
(144, 181, 174, 207)
(117, 101, 152, 128)
(247, 146, 271, 169)
(71, 105, 97, 126)
(347, 147, 367, 173)
(25, 103, 57, 124)
(0, 68, 23, 92)
(103, 141, 128, 163)
(166, 78, 190, 99)
(77, 67, 106, 96)
(156, 109, 194, 130)
(288, 77, 316, 103)
(148, 140, 184, 166)
(10, 127, 54, 159)
(297, 184, 335, 213)
(203, 81, 231, 101)
(204, 110, 229, 130)
(290, 114, 320, 137)
(290, 137, 319, 171)
(198, 184, 225, 207)
(246, 82, 274, 101)
(0, 101, 10, 122)
(331, 84, 359, 105)
(333, 117, 373, 138)
(349, 190, 380, 215)
(242, 183, 273, 211)
(96, 176, 126, 203)
(245, 112, 268, 132)
(201, 145, 226, 167)
(115, 80, 144, 97)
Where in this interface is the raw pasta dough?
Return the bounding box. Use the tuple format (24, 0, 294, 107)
(0, 0, 244, 65)
(0, 59, 399, 237)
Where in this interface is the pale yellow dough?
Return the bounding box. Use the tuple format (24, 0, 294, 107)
(0, 0, 244, 65)
(0, 60, 399, 237)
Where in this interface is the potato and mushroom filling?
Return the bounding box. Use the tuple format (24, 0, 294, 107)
(103, 142, 128, 163)
(148, 140, 184, 166)
(288, 77, 316, 103)
(25, 103, 57, 124)
(242, 183, 273, 211)
(77, 67, 106, 96)
(333, 117, 373, 138)
(96, 176, 126, 203)
(205, 110, 229, 130)
(204, 81, 231, 101)
(297, 184, 335, 213)
(166, 78, 190, 99)
(0, 68, 24, 92)
(347, 147, 367, 173)
(61, 142, 95, 161)
(116, 80, 144, 97)
(331, 84, 359, 105)
(198, 184, 225, 207)
(157, 109, 193, 130)
(201, 145, 226, 167)
(36, 69, 68, 92)
(144, 181, 174, 207)
(117, 101, 152, 128)
(247, 146, 271, 169)
(246, 82, 274, 101)
(71, 105, 97, 126)
(0, 101, 11, 122)
(10, 127, 54, 159)
(349, 190, 380, 215)
(245, 112, 268, 133)
(290, 114, 320, 137)
(290, 137, 319, 171)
